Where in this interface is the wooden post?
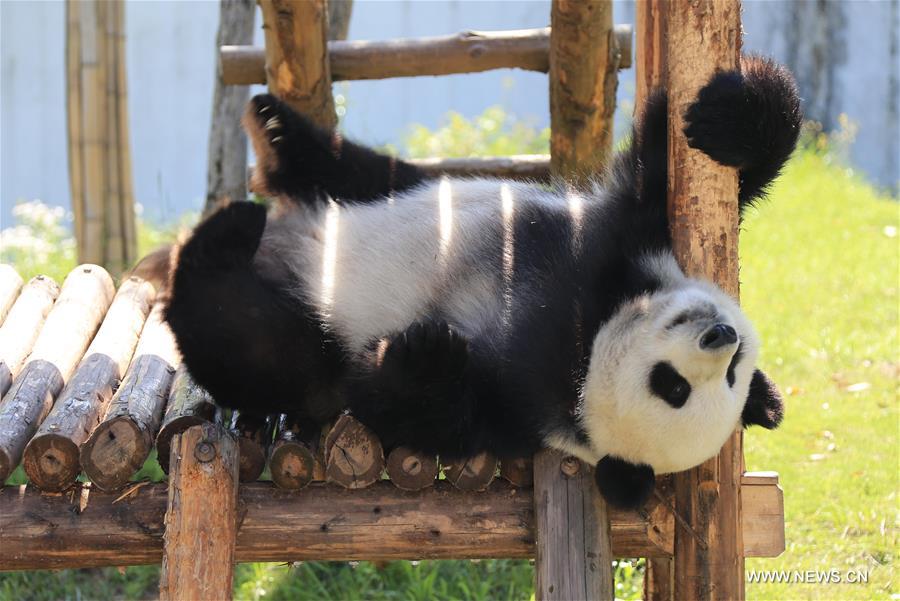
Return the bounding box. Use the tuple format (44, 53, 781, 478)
(204, 0, 255, 215)
(549, 0, 618, 183)
(538, 0, 617, 598)
(636, 3, 673, 599)
(0, 275, 60, 397)
(258, 0, 336, 127)
(666, 2, 744, 600)
(534, 452, 614, 600)
(159, 423, 239, 601)
(66, 0, 136, 275)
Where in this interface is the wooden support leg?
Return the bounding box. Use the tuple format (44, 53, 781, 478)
(160, 423, 239, 601)
(533, 450, 613, 601)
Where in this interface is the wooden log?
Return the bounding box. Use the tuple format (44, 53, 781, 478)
(499, 457, 533, 488)
(79, 303, 180, 491)
(229, 411, 273, 482)
(666, 2, 744, 600)
(23, 277, 154, 491)
(0, 474, 785, 570)
(324, 414, 384, 489)
(0, 275, 60, 397)
(220, 26, 632, 85)
(533, 452, 613, 601)
(549, 0, 618, 183)
(268, 414, 322, 490)
(160, 423, 239, 601)
(442, 451, 498, 491)
(258, 0, 335, 127)
(0, 265, 114, 482)
(155, 366, 218, 473)
(0, 264, 23, 326)
(386, 446, 438, 491)
(409, 155, 550, 181)
(204, 0, 255, 215)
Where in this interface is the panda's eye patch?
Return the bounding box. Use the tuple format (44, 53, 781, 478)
(649, 362, 691, 408)
(726, 343, 744, 387)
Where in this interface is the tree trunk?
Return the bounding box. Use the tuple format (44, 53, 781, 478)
(204, 0, 255, 215)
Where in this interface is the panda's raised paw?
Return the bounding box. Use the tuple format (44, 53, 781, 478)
(683, 70, 751, 168)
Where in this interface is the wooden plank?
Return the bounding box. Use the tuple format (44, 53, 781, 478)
(533, 452, 613, 601)
(220, 26, 633, 85)
(0, 265, 114, 482)
(155, 366, 218, 474)
(258, 0, 335, 127)
(159, 423, 239, 601)
(80, 303, 180, 491)
(0, 265, 23, 326)
(0, 475, 784, 570)
(549, 0, 618, 182)
(741, 472, 785, 557)
(666, 2, 744, 600)
(0, 275, 60, 397)
(23, 277, 154, 491)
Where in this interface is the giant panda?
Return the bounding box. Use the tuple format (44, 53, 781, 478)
(160, 56, 799, 509)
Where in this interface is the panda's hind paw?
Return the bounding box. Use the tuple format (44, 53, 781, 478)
(683, 70, 751, 168)
(382, 320, 469, 384)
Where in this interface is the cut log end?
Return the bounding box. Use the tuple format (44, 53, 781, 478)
(386, 446, 438, 491)
(269, 440, 316, 489)
(156, 416, 208, 474)
(80, 417, 148, 491)
(23, 433, 80, 492)
(442, 451, 498, 491)
(499, 457, 534, 488)
(324, 414, 384, 489)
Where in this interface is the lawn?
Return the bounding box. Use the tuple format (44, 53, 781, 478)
(0, 136, 897, 600)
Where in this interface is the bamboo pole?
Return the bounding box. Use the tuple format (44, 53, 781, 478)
(0, 474, 786, 570)
(0, 265, 114, 482)
(220, 26, 633, 84)
(665, 2, 744, 599)
(66, 0, 136, 275)
(80, 303, 180, 491)
(23, 277, 154, 491)
(258, 0, 335, 127)
(0, 275, 60, 397)
(159, 423, 239, 601)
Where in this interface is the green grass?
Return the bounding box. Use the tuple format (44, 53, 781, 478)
(1, 139, 897, 599)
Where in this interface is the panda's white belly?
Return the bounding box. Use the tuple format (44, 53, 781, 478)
(275, 178, 558, 352)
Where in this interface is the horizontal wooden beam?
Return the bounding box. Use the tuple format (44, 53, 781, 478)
(0, 473, 782, 571)
(221, 25, 632, 85)
(408, 155, 550, 180)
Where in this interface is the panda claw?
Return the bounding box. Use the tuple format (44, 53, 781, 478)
(265, 116, 281, 131)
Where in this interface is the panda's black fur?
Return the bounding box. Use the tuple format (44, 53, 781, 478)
(162, 56, 798, 508)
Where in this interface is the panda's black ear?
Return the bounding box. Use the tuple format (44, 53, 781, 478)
(594, 456, 656, 509)
(741, 369, 784, 429)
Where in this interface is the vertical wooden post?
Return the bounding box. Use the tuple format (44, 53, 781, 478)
(549, 0, 618, 183)
(636, 3, 673, 599)
(666, 2, 744, 600)
(534, 452, 614, 600)
(538, 1, 617, 598)
(66, 0, 136, 275)
(258, 0, 336, 128)
(160, 423, 239, 601)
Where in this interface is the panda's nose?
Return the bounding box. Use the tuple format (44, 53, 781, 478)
(700, 324, 737, 350)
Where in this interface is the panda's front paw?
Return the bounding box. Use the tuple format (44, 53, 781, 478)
(382, 319, 469, 384)
(594, 456, 656, 509)
(683, 71, 752, 168)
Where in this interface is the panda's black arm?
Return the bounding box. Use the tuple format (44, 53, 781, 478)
(624, 56, 801, 220)
(244, 94, 427, 204)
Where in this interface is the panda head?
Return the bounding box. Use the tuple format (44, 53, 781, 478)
(580, 253, 783, 509)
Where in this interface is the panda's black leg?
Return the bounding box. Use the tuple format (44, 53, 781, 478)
(683, 55, 802, 208)
(244, 94, 427, 204)
(346, 320, 484, 458)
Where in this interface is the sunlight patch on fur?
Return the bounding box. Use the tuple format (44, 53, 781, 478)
(500, 183, 515, 331)
(438, 177, 453, 262)
(320, 198, 341, 314)
(567, 187, 584, 255)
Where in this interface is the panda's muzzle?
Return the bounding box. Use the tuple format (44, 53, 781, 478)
(700, 323, 738, 350)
